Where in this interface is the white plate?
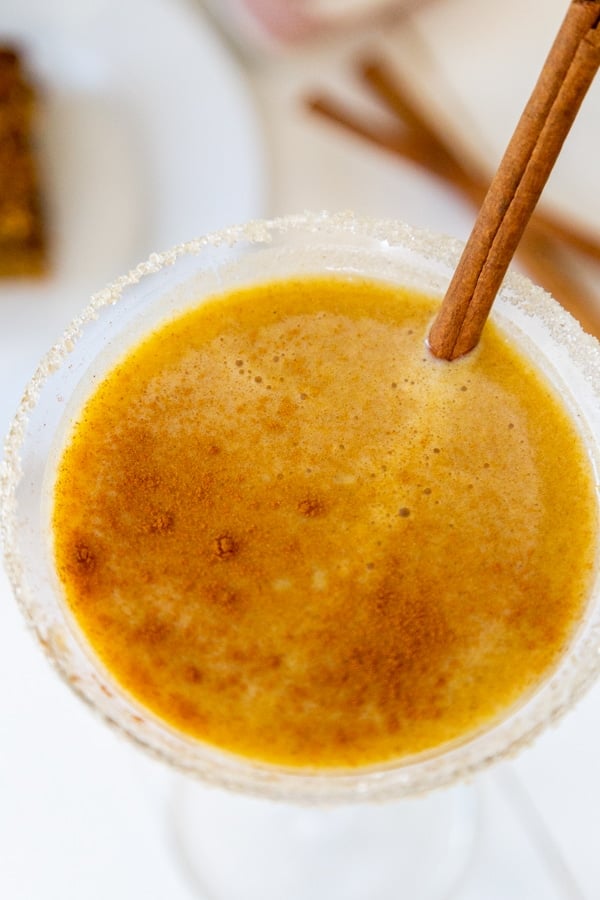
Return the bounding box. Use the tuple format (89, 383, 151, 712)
(0, 0, 266, 431)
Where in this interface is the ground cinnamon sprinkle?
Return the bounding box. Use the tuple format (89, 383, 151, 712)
(74, 542, 95, 571)
(213, 533, 238, 559)
(146, 511, 174, 534)
(52, 276, 597, 768)
(297, 495, 324, 517)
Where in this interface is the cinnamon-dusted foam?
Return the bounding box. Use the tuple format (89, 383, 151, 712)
(52, 277, 597, 768)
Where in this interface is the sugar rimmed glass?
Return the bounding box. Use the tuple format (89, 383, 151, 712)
(2, 212, 600, 897)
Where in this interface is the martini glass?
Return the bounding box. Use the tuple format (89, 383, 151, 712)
(2, 211, 600, 898)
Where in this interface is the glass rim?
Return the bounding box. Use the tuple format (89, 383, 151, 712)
(2, 209, 600, 804)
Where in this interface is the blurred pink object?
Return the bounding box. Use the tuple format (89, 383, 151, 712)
(203, 0, 430, 51)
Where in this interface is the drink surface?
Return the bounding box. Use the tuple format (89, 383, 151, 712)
(52, 276, 597, 768)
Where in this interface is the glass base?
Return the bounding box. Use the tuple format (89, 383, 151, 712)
(169, 778, 479, 900)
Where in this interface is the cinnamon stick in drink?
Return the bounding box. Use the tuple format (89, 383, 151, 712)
(308, 58, 600, 336)
(428, 0, 600, 360)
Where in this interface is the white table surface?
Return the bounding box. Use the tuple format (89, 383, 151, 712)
(2, 1, 600, 897)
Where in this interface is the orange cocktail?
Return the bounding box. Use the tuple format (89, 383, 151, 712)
(51, 273, 596, 769)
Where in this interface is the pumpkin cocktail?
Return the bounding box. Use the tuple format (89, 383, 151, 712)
(51, 268, 597, 770)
